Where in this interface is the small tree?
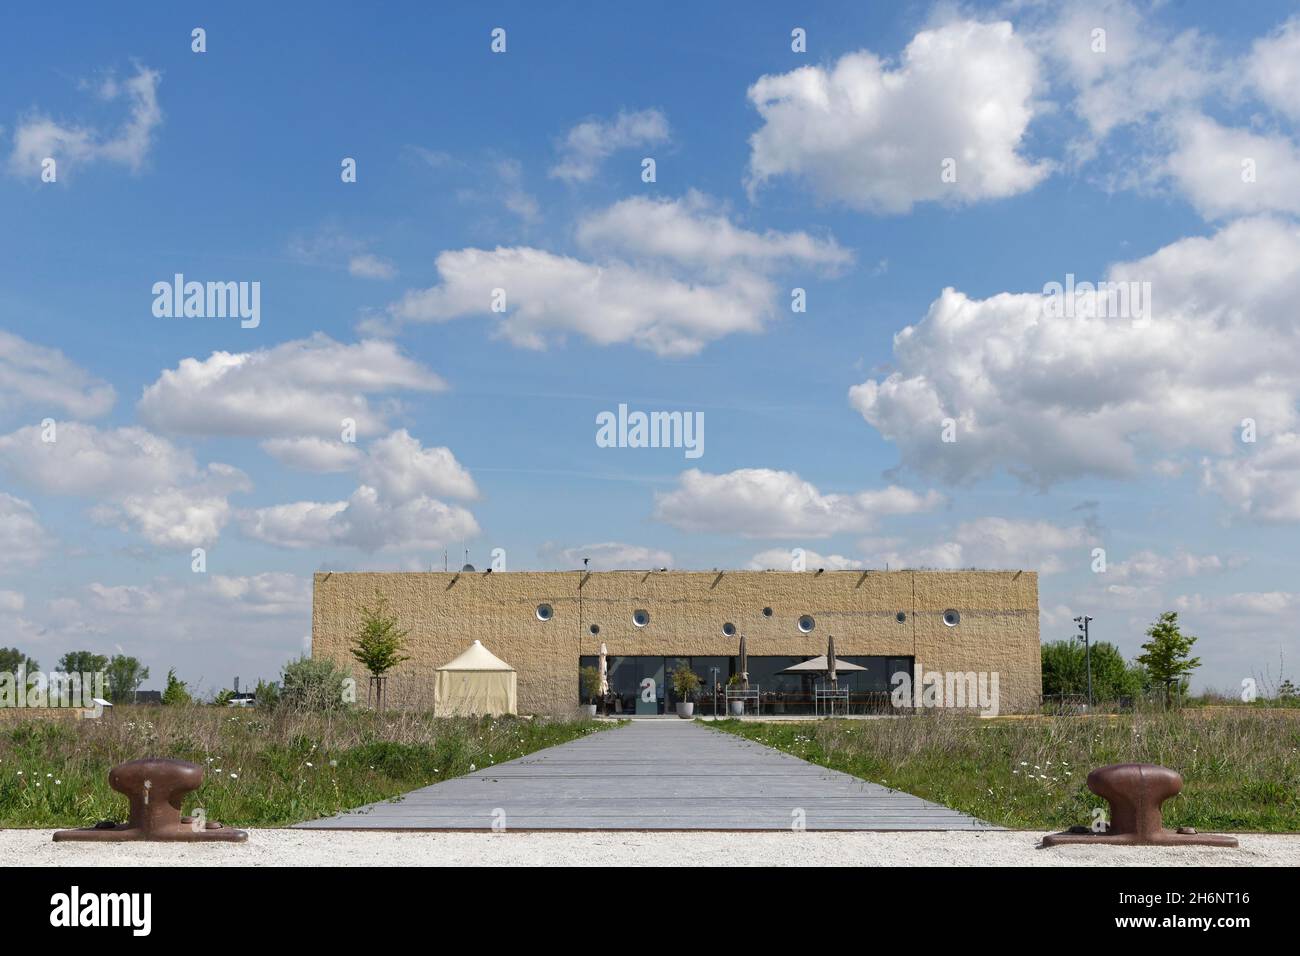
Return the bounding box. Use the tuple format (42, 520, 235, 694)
(0, 647, 38, 674)
(350, 594, 410, 712)
(1137, 612, 1201, 707)
(671, 663, 701, 702)
(161, 668, 192, 706)
(58, 651, 108, 676)
(105, 655, 149, 705)
(579, 665, 602, 704)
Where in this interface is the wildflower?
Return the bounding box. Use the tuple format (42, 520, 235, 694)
(305, 762, 313, 768)
(229, 773, 239, 780)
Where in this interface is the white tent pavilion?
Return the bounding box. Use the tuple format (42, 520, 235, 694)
(433, 640, 518, 716)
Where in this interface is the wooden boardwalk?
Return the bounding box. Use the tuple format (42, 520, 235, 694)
(295, 720, 997, 831)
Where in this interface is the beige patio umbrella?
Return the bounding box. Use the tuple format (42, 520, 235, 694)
(827, 635, 838, 688)
(598, 642, 609, 697)
(738, 634, 749, 690)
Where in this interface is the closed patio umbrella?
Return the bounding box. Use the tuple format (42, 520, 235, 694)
(827, 635, 837, 688)
(598, 642, 609, 698)
(738, 634, 749, 690)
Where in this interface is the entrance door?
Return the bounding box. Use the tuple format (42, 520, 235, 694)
(635, 657, 664, 715)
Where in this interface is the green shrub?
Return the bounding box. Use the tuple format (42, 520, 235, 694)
(278, 656, 352, 711)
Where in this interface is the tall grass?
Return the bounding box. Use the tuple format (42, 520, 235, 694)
(712, 708, 1300, 831)
(0, 705, 611, 828)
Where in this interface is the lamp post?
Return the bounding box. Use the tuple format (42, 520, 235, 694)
(1074, 615, 1093, 710)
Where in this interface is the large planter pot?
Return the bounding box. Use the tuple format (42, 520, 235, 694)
(580, 704, 597, 718)
(676, 702, 695, 718)
(729, 700, 745, 716)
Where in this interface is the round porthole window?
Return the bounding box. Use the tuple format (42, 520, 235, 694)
(797, 614, 815, 633)
(762, 606, 773, 617)
(632, 609, 650, 628)
(896, 611, 907, 624)
(943, 609, 961, 627)
(589, 623, 601, 635)
(722, 622, 737, 637)
(536, 603, 553, 622)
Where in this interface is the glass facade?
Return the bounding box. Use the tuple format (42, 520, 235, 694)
(579, 654, 914, 716)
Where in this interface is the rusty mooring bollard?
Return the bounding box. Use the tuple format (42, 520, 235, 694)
(53, 758, 248, 843)
(1041, 763, 1236, 848)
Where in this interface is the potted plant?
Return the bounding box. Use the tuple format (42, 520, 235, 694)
(579, 665, 602, 718)
(727, 673, 745, 716)
(671, 663, 701, 718)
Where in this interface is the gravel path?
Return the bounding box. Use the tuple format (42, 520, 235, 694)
(3, 829, 1296, 866)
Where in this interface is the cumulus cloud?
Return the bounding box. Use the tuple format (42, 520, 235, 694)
(652, 468, 941, 538)
(260, 437, 361, 473)
(240, 430, 478, 552)
(745, 19, 1049, 213)
(0, 331, 115, 418)
(747, 548, 863, 571)
(386, 193, 848, 356)
(1030, 1, 1217, 146)
(0, 493, 54, 571)
(0, 422, 248, 548)
(549, 108, 670, 182)
(1246, 16, 1300, 122)
(358, 429, 478, 501)
(861, 518, 1097, 574)
(850, 217, 1300, 492)
(138, 335, 446, 439)
(539, 541, 673, 571)
(1202, 432, 1300, 524)
(1164, 114, 1300, 219)
(8, 63, 162, 177)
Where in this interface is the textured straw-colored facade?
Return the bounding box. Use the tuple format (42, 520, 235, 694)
(312, 569, 1041, 714)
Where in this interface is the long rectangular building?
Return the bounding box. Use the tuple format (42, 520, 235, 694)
(311, 569, 1041, 715)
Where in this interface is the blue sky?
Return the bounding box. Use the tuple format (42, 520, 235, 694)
(2, 0, 1299, 693)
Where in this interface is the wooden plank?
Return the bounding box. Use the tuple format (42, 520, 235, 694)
(295, 721, 997, 831)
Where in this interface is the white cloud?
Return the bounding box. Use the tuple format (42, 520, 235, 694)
(87, 582, 162, 615)
(92, 464, 251, 549)
(549, 108, 670, 182)
(0, 331, 115, 418)
(348, 253, 397, 280)
(386, 194, 847, 357)
(241, 431, 478, 552)
(0, 423, 197, 496)
(209, 572, 311, 616)
(539, 541, 673, 571)
(260, 437, 361, 473)
(242, 485, 478, 552)
(850, 217, 1300, 489)
(861, 518, 1096, 573)
(8, 63, 162, 177)
(0, 493, 54, 571)
(1246, 16, 1300, 121)
(575, 192, 850, 272)
(747, 548, 863, 571)
(1108, 549, 1236, 583)
(138, 335, 446, 439)
(653, 468, 941, 538)
(745, 19, 1049, 213)
(1031, 1, 1217, 146)
(1202, 432, 1300, 524)
(358, 429, 478, 501)
(0, 590, 24, 612)
(0, 423, 249, 548)
(1164, 113, 1300, 219)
